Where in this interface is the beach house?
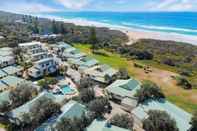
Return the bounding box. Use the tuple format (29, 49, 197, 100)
(35, 100, 87, 131)
(0, 47, 15, 68)
(8, 92, 56, 123)
(83, 64, 118, 84)
(106, 78, 141, 101)
(86, 119, 131, 131)
(28, 57, 58, 78)
(131, 100, 192, 131)
(105, 78, 140, 110)
(68, 56, 99, 71)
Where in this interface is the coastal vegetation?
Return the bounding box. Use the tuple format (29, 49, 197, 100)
(74, 44, 197, 113)
(135, 81, 165, 103)
(143, 110, 179, 131)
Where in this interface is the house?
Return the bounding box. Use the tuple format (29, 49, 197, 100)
(19, 41, 43, 51)
(28, 57, 58, 78)
(121, 97, 138, 111)
(131, 100, 192, 131)
(62, 49, 86, 59)
(105, 78, 141, 101)
(1, 76, 25, 88)
(86, 119, 131, 131)
(0, 69, 7, 78)
(2, 65, 23, 76)
(0, 81, 9, 92)
(8, 92, 56, 122)
(0, 91, 11, 107)
(0, 47, 15, 68)
(68, 56, 99, 71)
(35, 100, 87, 131)
(83, 64, 118, 83)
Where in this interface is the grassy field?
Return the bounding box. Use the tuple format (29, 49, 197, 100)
(74, 43, 197, 113)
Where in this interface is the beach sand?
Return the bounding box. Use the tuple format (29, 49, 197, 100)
(38, 15, 197, 46)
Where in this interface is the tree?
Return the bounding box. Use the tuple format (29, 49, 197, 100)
(79, 77, 93, 90)
(143, 110, 178, 131)
(135, 81, 165, 103)
(29, 97, 61, 126)
(118, 68, 130, 79)
(190, 111, 197, 131)
(55, 114, 91, 131)
(9, 82, 38, 108)
(88, 97, 112, 118)
(110, 114, 133, 130)
(0, 101, 10, 112)
(176, 76, 192, 89)
(80, 88, 95, 103)
(89, 27, 98, 49)
(38, 77, 58, 89)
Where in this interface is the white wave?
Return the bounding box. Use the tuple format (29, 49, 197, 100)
(121, 22, 197, 33)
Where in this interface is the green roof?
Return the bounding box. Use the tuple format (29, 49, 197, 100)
(58, 100, 86, 120)
(86, 119, 131, 131)
(2, 66, 23, 75)
(106, 79, 141, 98)
(0, 81, 8, 90)
(0, 90, 10, 106)
(1, 76, 25, 87)
(132, 100, 192, 131)
(10, 92, 56, 120)
(0, 70, 7, 78)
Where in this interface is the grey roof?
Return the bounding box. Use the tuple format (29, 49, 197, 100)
(0, 81, 9, 90)
(1, 76, 25, 87)
(106, 78, 141, 99)
(0, 69, 7, 78)
(87, 119, 131, 131)
(132, 100, 192, 131)
(121, 97, 137, 107)
(0, 90, 10, 106)
(2, 66, 23, 75)
(9, 92, 56, 121)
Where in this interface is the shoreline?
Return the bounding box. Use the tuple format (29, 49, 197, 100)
(36, 14, 197, 46)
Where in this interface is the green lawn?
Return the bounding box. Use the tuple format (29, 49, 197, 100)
(74, 43, 197, 113)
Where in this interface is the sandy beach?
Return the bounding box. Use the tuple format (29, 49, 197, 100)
(39, 15, 197, 46)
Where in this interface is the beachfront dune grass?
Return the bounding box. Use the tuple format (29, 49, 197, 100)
(74, 43, 197, 113)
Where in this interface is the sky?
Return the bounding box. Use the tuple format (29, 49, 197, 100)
(0, 0, 197, 14)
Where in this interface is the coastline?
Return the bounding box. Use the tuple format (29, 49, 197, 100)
(36, 14, 197, 46)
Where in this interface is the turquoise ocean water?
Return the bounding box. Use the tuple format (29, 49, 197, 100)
(43, 12, 197, 36)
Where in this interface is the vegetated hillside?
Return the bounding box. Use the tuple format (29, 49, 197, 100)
(127, 39, 197, 87)
(0, 11, 128, 47)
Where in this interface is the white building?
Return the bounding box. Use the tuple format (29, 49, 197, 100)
(0, 47, 15, 68)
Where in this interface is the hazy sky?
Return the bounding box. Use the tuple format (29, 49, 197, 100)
(0, 0, 197, 13)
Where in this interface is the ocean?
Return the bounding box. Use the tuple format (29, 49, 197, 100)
(42, 12, 197, 36)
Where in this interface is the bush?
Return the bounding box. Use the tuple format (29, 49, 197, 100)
(143, 110, 178, 131)
(135, 81, 165, 103)
(176, 76, 192, 89)
(88, 97, 112, 118)
(80, 88, 95, 103)
(110, 114, 133, 130)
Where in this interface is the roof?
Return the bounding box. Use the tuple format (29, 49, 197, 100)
(131, 100, 192, 131)
(19, 41, 42, 47)
(57, 42, 72, 49)
(86, 119, 131, 131)
(57, 100, 86, 120)
(35, 57, 54, 65)
(121, 97, 137, 107)
(2, 66, 23, 75)
(84, 65, 118, 83)
(1, 76, 25, 87)
(0, 90, 10, 106)
(0, 70, 7, 78)
(9, 92, 56, 120)
(0, 81, 9, 90)
(106, 79, 141, 98)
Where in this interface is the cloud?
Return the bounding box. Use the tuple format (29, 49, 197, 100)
(149, 0, 197, 11)
(0, 1, 60, 14)
(55, 0, 91, 10)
